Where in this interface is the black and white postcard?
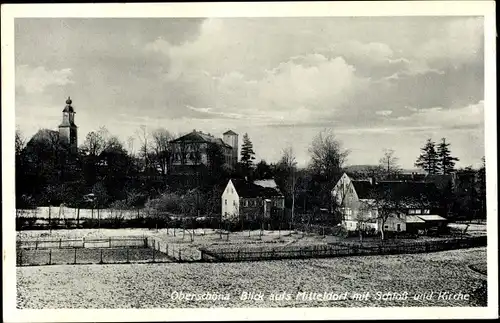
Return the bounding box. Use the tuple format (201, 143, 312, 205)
(2, 1, 497, 321)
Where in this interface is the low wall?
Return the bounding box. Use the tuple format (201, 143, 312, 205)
(16, 207, 144, 220)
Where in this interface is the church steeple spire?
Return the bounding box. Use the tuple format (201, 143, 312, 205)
(58, 96, 78, 153)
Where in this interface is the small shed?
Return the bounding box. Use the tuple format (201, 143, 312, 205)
(406, 215, 426, 234)
(418, 214, 448, 234)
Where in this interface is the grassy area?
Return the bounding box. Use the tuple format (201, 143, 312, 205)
(17, 247, 487, 308)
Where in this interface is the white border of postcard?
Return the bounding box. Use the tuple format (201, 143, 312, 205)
(2, 1, 497, 321)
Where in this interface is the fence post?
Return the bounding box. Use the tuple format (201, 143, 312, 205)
(49, 249, 52, 265)
(127, 248, 130, 263)
(35, 240, 38, 250)
(74, 248, 77, 264)
(178, 249, 181, 262)
(237, 250, 240, 261)
(166, 244, 168, 255)
(19, 249, 23, 266)
(83, 237, 85, 248)
(109, 237, 112, 248)
(144, 237, 148, 248)
(157, 241, 160, 251)
(100, 249, 103, 264)
(59, 238, 62, 249)
(152, 244, 156, 262)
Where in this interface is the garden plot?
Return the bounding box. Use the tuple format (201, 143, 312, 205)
(17, 247, 487, 308)
(18, 228, 330, 261)
(17, 247, 171, 266)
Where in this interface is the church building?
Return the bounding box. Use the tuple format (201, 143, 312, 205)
(26, 97, 78, 154)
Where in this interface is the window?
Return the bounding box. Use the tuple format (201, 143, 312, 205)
(415, 209, 421, 214)
(423, 209, 430, 214)
(244, 200, 248, 207)
(225, 199, 227, 205)
(397, 224, 401, 232)
(384, 225, 389, 229)
(408, 209, 415, 215)
(233, 200, 236, 207)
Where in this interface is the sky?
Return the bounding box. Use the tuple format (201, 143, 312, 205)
(14, 17, 485, 169)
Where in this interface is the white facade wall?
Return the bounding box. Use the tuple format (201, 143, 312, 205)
(378, 214, 407, 232)
(221, 180, 240, 221)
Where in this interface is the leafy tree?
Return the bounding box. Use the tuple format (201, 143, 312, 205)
(15, 128, 26, 156)
(240, 133, 256, 176)
(437, 138, 459, 175)
(379, 149, 401, 179)
(254, 160, 274, 180)
(415, 139, 440, 174)
(99, 136, 132, 201)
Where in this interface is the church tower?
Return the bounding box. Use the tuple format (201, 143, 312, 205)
(58, 97, 78, 153)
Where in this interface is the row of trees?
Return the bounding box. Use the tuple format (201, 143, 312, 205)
(415, 138, 459, 175)
(16, 123, 486, 228)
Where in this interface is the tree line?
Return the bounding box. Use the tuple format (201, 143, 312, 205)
(15, 125, 486, 222)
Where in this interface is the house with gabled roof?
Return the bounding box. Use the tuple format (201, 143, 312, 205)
(221, 178, 285, 222)
(331, 173, 444, 234)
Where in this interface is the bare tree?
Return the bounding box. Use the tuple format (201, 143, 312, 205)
(379, 149, 401, 179)
(127, 136, 136, 156)
(366, 186, 408, 241)
(81, 127, 109, 156)
(151, 128, 174, 176)
(308, 129, 350, 213)
(277, 146, 297, 228)
(136, 125, 151, 172)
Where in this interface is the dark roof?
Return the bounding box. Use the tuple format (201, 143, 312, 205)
(27, 129, 59, 146)
(354, 180, 440, 204)
(230, 179, 283, 198)
(352, 180, 373, 199)
(62, 105, 75, 113)
(170, 131, 232, 148)
(223, 130, 238, 135)
(375, 181, 441, 201)
(62, 97, 75, 113)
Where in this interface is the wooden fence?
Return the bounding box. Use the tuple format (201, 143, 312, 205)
(199, 235, 487, 262)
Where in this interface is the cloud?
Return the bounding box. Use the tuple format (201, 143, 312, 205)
(380, 100, 484, 131)
(15, 17, 485, 169)
(376, 110, 393, 116)
(16, 65, 73, 94)
(414, 17, 483, 67)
